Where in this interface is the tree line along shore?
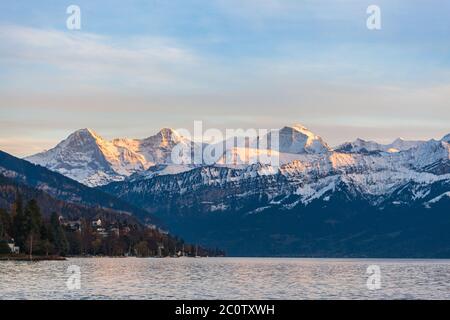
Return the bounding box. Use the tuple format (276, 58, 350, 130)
(0, 194, 224, 261)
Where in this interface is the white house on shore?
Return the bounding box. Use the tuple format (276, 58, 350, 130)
(8, 240, 20, 254)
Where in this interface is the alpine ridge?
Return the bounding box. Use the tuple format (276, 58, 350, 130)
(12, 124, 450, 256)
(25, 128, 198, 186)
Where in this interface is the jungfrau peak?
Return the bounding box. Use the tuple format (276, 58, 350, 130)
(282, 124, 330, 154)
(267, 124, 330, 154)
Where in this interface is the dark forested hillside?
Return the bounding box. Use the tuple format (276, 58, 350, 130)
(0, 150, 157, 224)
(0, 174, 139, 224)
(0, 175, 222, 258)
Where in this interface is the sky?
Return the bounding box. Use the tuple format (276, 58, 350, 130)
(0, 0, 449, 157)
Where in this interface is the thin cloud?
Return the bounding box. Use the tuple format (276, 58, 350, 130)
(0, 25, 199, 91)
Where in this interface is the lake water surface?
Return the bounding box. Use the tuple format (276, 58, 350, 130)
(1, 257, 449, 299)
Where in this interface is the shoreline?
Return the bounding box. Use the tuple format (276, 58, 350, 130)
(0, 254, 66, 261)
(3, 255, 450, 262)
(0, 254, 210, 261)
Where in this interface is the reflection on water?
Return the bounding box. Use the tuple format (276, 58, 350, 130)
(1, 257, 450, 299)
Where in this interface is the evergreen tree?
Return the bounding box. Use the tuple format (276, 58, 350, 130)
(49, 212, 68, 256)
(12, 191, 23, 220)
(0, 240, 10, 254)
(135, 241, 150, 257)
(12, 194, 28, 249)
(0, 208, 12, 239)
(3, 195, 218, 258)
(23, 199, 42, 260)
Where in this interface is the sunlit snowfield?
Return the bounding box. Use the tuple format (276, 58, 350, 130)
(1, 258, 450, 300)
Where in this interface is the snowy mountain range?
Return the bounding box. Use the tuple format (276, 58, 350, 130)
(15, 124, 450, 256)
(26, 128, 197, 186)
(26, 124, 333, 186)
(334, 137, 426, 154)
(25, 125, 450, 194)
(100, 128, 450, 214)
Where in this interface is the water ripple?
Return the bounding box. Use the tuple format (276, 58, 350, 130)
(1, 258, 450, 300)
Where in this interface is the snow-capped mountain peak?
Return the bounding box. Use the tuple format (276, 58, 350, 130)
(335, 137, 425, 154)
(24, 125, 449, 190)
(271, 124, 330, 154)
(25, 128, 119, 186)
(138, 127, 199, 166)
(290, 123, 313, 134)
(142, 128, 185, 148)
(159, 127, 181, 139)
(390, 137, 425, 152)
(25, 128, 195, 186)
(64, 128, 103, 145)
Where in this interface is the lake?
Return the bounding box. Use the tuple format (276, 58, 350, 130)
(1, 257, 449, 299)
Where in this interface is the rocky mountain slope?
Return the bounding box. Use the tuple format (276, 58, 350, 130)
(21, 124, 450, 256)
(102, 132, 450, 213)
(25, 128, 197, 186)
(99, 127, 449, 256)
(0, 174, 140, 225)
(0, 150, 157, 224)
